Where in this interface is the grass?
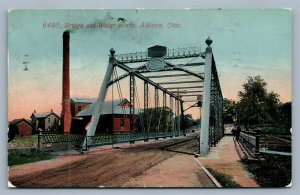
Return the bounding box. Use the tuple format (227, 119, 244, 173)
(8, 149, 54, 166)
(206, 168, 241, 187)
(259, 127, 290, 135)
(243, 155, 291, 187)
(8, 136, 38, 149)
(245, 124, 291, 135)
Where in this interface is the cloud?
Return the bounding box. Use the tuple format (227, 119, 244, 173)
(233, 64, 265, 71)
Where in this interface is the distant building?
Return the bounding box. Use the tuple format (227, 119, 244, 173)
(70, 97, 96, 117)
(31, 110, 60, 134)
(70, 98, 139, 134)
(8, 118, 32, 138)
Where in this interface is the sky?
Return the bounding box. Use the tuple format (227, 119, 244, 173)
(8, 9, 292, 121)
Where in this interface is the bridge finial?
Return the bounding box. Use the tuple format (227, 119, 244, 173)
(110, 48, 116, 56)
(109, 48, 116, 63)
(205, 36, 213, 53)
(205, 36, 213, 46)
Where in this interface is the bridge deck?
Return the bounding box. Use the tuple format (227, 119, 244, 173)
(9, 133, 217, 188)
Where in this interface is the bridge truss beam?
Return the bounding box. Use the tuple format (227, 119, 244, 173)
(84, 39, 223, 157)
(200, 37, 223, 156)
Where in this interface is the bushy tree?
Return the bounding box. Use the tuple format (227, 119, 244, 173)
(237, 75, 280, 126)
(184, 114, 195, 127)
(279, 102, 292, 128)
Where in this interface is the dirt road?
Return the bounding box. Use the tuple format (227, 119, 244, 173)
(9, 134, 216, 188)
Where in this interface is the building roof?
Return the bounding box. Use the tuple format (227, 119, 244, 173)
(31, 112, 59, 119)
(77, 98, 141, 117)
(9, 118, 31, 126)
(71, 97, 97, 104)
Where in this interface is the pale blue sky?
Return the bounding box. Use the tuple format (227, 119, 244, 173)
(8, 9, 292, 120)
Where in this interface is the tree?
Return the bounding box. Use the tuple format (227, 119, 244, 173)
(223, 98, 237, 124)
(138, 107, 173, 133)
(237, 75, 280, 126)
(184, 114, 195, 127)
(8, 123, 18, 142)
(279, 102, 292, 128)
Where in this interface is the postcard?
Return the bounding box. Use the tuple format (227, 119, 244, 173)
(7, 9, 292, 188)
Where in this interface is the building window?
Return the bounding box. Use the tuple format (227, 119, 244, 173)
(48, 118, 50, 123)
(120, 119, 125, 131)
(47, 126, 51, 131)
(78, 106, 82, 112)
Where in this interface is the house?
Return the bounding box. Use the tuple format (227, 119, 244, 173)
(70, 98, 140, 134)
(8, 118, 32, 138)
(30, 110, 60, 134)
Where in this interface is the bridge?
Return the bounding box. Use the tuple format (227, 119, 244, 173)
(84, 37, 223, 156)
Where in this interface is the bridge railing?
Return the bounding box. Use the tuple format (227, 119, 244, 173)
(238, 130, 292, 159)
(41, 134, 85, 150)
(39, 130, 192, 151)
(238, 131, 260, 158)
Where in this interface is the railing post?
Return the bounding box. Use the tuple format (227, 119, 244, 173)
(37, 128, 42, 149)
(255, 129, 261, 158)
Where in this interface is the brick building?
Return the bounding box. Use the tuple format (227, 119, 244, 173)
(8, 118, 32, 138)
(70, 97, 96, 117)
(70, 98, 139, 134)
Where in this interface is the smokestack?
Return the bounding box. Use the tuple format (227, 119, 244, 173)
(61, 31, 72, 134)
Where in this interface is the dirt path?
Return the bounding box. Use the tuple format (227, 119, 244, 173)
(124, 154, 215, 187)
(9, 134, 216, 188)
(199, 136, 259, 187)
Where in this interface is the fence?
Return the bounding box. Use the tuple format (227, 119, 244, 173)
(238, 131, 260, 158)
(15, 129, 195, 150)
(238, 130, 292, 159)
(8, 128, 196, 151)
(41, 134, 85, 150)
(44, 131, 190, 150)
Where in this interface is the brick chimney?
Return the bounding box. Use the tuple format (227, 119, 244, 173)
(61, 31, 72, 134)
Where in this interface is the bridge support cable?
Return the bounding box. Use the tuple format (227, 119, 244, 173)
(155, 87, 159, 109)
(134, 79, 146, 134)
(170, 96, 175, 136)
(157, 92, 163, 133)
(176, 98, 180, 134)
(180, 100, 185, 136)
(146, 86, 154, 134)
(163, 92, 167, 133)
(129, 74, 135, 131)
(111, 67, 114, 133)
(144, 81, 149, 134)
(112, 68, 126, 123)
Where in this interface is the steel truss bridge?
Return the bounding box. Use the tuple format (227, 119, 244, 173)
(85, 37, 223, 156)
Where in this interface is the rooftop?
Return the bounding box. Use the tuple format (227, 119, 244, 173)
(77, 98, 141, 117)
(71, 97, 97, 104)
